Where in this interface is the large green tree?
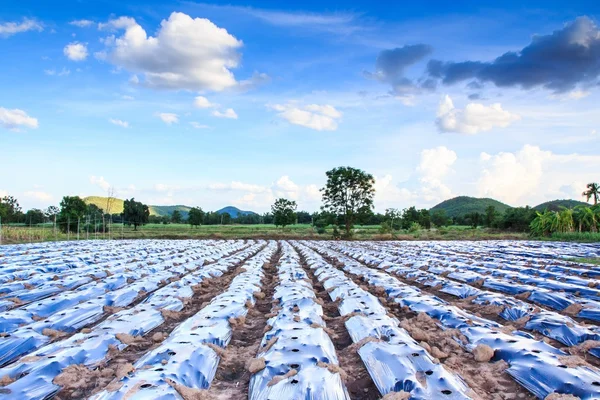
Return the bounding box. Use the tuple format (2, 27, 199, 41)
(24, 209, 45, 225)
(171, 210, 183, 224)
(271, 198, 297, 228)
(321, 166, 375, 236)
(58, 196, 88, 233)
(123, 198, 150, 230)
(0, 195, 22, 223)
(188, 207, 205, 228)
(583, 182, 600, 205)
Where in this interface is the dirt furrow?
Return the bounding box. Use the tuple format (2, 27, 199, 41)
(205, 243, 282, 400)
(295, 248, 380, 400)
(54, 242, 266, 399)
(311, 246, 536, 400)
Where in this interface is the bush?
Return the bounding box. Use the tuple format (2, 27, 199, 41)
(409, 222, 422, 233)
(316, 227, 326, 234)
(379, 221, 393, 234)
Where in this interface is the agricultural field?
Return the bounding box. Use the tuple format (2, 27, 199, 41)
(0, 240, 600, 399)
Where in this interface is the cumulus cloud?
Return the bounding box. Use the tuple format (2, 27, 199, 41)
(109, 118, 129, 128)
(428, 16, 600, 93)
(69, 19, 94, 27)
(416, 146, 457, 202)
(90, 176, 111, 191)
(64, 42, 88, 61)
(269, 103, 342, 131)
(211, 108, 238, 119)
(477, 145, 600, 205)
(435, 95, 520, 134)
(0, 107, 38, 131)
(194, 96, 216, 109)
(98, 12, 244, 91)
(157, 113, 179, 125)
(0, 18, 43, 37)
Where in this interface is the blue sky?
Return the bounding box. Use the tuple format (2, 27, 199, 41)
(1, 0, 600, 212)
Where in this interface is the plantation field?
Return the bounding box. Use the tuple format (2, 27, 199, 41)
(1, 239, 600, 399)
(0, 223, 533, 244)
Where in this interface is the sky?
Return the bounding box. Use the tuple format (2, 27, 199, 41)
(1, 0, 600, 213)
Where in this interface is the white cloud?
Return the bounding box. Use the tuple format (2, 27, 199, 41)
(44, 68, 71, 76)
(550, 90, 591, 101)
(64, 42, 88, 61)
(208, 176, 321, 210)
(190, 122, 210, 129)
(212, 108, 238, 119)
(90, 176, 111, 191)
(99, 12, 244, 91)
(592, 129, 597, 136)
(0, 18, 43, 37)
(416, 146, 457, 202)
(109, 118, 129, 128)
(121, 95, 134, 100)
(69, 19, 94, 28)
(477, 145, 600, 205)
(208, 181, 269, 193)
(269, 103, 342, 131)
(157, 113, 179, 125)
(436, 95, 520, 134)
(24, 191, 53, 202)
(194, 96, 216, 109)
(0, 107, 38, 131)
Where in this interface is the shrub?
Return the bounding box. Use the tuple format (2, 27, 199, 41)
(409, 222, 422, 233)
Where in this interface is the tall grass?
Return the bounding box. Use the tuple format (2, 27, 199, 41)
(549, 231, 600, 242)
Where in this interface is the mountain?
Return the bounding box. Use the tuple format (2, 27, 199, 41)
(83, 196, 191, 218)
(430, 196, 512, 218)
(83, 197, 256, 219)
(533, 199, 590, 212)
(215, 206, 257, 218)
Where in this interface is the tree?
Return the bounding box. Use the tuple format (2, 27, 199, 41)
(583, 183, 600, 205)
(0, 195, 22, 223)
(123, 198, 149, 230)
(188, 207, 204, 228)
(484, 206, 498, 227)
(271, 198, 297, 228)
(44, 206, 60, 220)
(24, 209, 45, 225)
(221, 212, 232, 225)
(171, 210, 183, 224)
(321, 166, 375, 236)
(431, 209, 449, 227)
(58, 196, 88, 233)
(384, 208, 402, 231)
(469, 212, 481, 228)
(296, 211, 312, 224)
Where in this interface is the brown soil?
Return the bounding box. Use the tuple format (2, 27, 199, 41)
(207, 245, 281, 400)
(311, 245, 537, 400)
(54, 243, 266, 399)
(294, 245, 381, 400)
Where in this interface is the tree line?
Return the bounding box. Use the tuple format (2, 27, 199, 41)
(1, 170, 598, 238)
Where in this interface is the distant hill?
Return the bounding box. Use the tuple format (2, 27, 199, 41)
(83, 196, 191, 218)
(534, 199, 590, 212)
(431, 196, 512, 218)
(216, 206, 257, 218)
(83, 197, 256, 219)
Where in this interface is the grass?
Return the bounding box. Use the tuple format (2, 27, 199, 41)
(0, 223, 531, 244)
(568, 257, 600, 265)
(549, 231, 600, 243)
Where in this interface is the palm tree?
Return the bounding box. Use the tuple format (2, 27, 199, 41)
(583, 182, 600, 205)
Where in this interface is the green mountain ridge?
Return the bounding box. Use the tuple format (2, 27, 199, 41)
(430, 196, 512, 218)
(533, 199, 590, 211)
(83, 196, 192, 217)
